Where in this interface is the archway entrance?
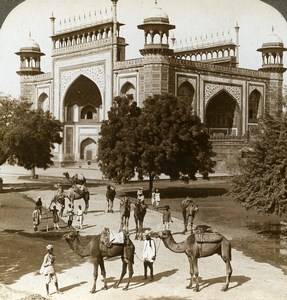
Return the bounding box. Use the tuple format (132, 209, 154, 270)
(63, 75, 102, 162)
(206, 91, 240, 137)
(80, 138, 97, 161)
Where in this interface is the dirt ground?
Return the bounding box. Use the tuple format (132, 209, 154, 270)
(0, 180, 287, 300)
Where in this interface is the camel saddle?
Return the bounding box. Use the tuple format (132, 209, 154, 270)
(195, 233, 223, 244)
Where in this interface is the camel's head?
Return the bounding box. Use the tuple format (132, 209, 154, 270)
(62, 231, 79, 241)
(153, 230, 171, 239)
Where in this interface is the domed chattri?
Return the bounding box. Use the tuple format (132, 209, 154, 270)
(144, 3, 170, 24)
(20, 33, 42, 52)
(262, 30, 284, 49)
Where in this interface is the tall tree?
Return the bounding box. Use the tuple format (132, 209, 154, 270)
(98, 96, 141, 183)
(0, 97, 63, 175)
(230, 113, 287, 215)
(137, 94, 216, 192)
(98, 94, 216, 192)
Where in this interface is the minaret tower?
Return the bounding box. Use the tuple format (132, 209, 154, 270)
(137, 0, 175, 56)
(15, 33, 45, 76)
(257, 28, 287, 115)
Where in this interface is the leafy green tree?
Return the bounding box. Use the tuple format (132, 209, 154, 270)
(98, 96, 141, 183)
(98, 94, 216, 192)
(230, 113, 287, 215)
(137, 94, 216, 192)
(0, 97, 63, 176)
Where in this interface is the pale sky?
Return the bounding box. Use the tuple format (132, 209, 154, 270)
(0, 0, 287, 98)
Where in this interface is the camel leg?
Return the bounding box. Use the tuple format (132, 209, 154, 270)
(139, 221, 143, 241)
(123, 262, 134, 290)
(182, 210, 187, 234)
(115, 259, 128, 289)
(119, 217, 124, 232)
(221, 241, 232, 291)
(99, 258, 108, 290)
(134, 217, 138, 240)
(186, 256, 194, 289)
(193, 258, 200, 292)
(90, 259, 99, 293)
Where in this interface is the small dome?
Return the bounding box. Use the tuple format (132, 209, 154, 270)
(144, 5, 169, 24)
(262, 31, 284, 48)
(20, 35, 41, 51)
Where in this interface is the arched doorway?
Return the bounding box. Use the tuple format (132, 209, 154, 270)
(120, 82, 136, 101)
(64, 75, 102, 122)
(80, 138, 97, 161)
(38, 93, 49, 111)
(63, 75, 102, 162)
(248, 90, 261, 123)
(206, 91, 240, 137)
(177, 81, 195, 109)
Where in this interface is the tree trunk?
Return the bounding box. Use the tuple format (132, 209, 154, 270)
(148, 173, 154, 196)
(31, 167, 37, 179)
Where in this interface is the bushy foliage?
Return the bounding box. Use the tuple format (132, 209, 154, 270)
(98, 96, 141, 183)
(0, 97, 63, 170)
(230, 113, 287, 215)
(98, 94, 216, 191)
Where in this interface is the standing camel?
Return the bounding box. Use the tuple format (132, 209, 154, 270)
(119, 197, 131, 231)
(181, 197, 198, 234)
(49, 186, 90, 214)
(62, 229, 135, 293)
(155, 230, 232, 292)
(134, 198, 147, 240)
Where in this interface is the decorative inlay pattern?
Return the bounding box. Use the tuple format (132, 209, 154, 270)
(60, 64, 105, 97)
(205, 82, 242, 105)
(119, 76, 137, 89)
(249, 85, 264, 96)
(178, 76, 197, 89)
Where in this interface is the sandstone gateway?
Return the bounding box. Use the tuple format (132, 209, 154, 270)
(15, 1, 286, 172)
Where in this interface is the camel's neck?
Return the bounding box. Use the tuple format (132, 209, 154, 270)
(162, 234, 187, 253)
(67, 237, 91, 257)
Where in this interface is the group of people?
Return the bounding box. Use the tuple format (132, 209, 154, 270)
(35, 180, 198, 295)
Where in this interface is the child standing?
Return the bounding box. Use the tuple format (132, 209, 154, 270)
(163, 205, 172, 230)
(143, 230, 156, 281)
(76, 205, 84, 229)
(50, 205, 60, 230)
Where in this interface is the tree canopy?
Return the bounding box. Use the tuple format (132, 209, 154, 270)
(0, 96, 63, 171)
(98, 94, 216, 192)
(230, 113, 287, 215)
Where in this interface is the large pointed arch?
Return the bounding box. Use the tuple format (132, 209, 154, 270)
(206, 91, 240, 136)
(63, 75, 102, 122)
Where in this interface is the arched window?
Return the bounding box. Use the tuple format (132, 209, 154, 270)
(80, 105, 98, 120)
(248, 90, 261, 123)
(120, 82, 136, 101)
(177, 81, 195, 108)
(38, 93, 49, 111)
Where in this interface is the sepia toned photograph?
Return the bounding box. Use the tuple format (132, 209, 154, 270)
(0, 0, 287, 299)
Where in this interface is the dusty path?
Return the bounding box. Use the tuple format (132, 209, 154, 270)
(0, 187, 285, 300)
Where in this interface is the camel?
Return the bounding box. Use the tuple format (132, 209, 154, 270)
(155, 229, 232, 292)
(49, 186, 90, 214)
(62, 229, 135, 293)
(119, 197, 131, 231)
(63, 172, 87, 185)
(181, 198, 198, 234)
(134, 199, 147, 240)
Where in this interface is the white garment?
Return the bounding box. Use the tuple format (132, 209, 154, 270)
(143, 239, 156, 262)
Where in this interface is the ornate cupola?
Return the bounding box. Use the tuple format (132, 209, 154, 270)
(137, 0, 175, 56)
(257, 27, 287, 73)
(16, 33, 45, 76)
